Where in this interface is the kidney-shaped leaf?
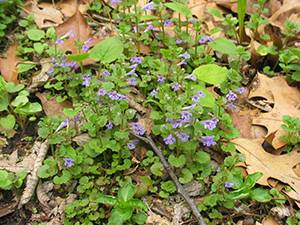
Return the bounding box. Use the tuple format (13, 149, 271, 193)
(90, 37, 124, 63)
(193, 64, 228, 85)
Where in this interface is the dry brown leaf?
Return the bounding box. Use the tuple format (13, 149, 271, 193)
(229, 110, 253, 139)
(0, 42, 19, 85)
(146, 214, 172, 225)
(22, 2, 64, 29)
(249, 73, 300, 149)
(36, 92, 74, 118)
(262, 214, 281, 225)
(232, 138, 300, 196)
(54, 8, 101, 65)
(19, 140, 49, 208)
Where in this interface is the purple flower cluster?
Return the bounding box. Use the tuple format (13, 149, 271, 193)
(150, 89, 156, 96)
(236, 87, 246, 94)
(157, 75, 166, 83)
(56, 29, 77, 45)
(172, 82, 181, 91)
(176, 38, 182, 44)
(63, 158, 75, 167)
(142, 2, 157, 12)
(199, 135, 216, 147)
(103, 70, 110, 77)
(177, 59, 187, 66)
(82, 73, 91, 86)
(127, 140, 138, 149)
(192, 89, 206, 102)
(127, 77, 137, 85)
(106, 121, 113, 129)
(125, 68, 138, 77)
(56, 117, 71, 132)
(145, 24, 154, 32)
(180, 111, 192, 122)
(199, 36, 214, 44)
(171, 119, 183, 129)
(202, 117, 219, 130)
(130, 57, 143, 64)
(164, 134, 176, 145)
(97, 89, 107, 96)
(225, 182, 234, 188)
(164, 19, 172, 27)
(226, 90, 237, 101)
(179, 51, 191, 59)
(185, 73, 197, 81)
(130, 123, 145, 135)
(111, 0, 121, 6)
(108, 91, 129, 101)
(177, 132, 189, 142)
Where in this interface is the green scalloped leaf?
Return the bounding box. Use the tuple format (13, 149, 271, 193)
(168, 154, 186, 168)
(179, 168, 193, 184)
(53, 170, 71, 184)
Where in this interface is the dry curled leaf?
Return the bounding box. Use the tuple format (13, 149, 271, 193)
(0, 42, 19, 85)
(232, 138, 300, 197)
(19, 141, 49, 208)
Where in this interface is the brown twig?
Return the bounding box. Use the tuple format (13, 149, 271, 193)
(132, 133, 207, 225)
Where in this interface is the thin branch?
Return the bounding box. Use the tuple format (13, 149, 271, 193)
(132, 133, 207, 225)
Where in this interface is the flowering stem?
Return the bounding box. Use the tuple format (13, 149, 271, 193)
(79, 61, 84, 74)
(176, 138, 180, 158)
(134, 4, 140, 56)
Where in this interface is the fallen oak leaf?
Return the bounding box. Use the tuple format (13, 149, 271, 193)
(0, 42, 19, 85)
(249, 73, 300, 149)
(232, 138, 300, 197)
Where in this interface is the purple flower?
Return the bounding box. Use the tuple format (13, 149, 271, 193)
(182, 103, 197, 110)
(111, 0, 121, 6)
(150, 89, 156, 96)
(82, 73, 91, 86)
(118, 94, 129, 101)
(157, 75, 165, 83)
(226, 102, 236, 110)
(226, 91, 238, 101)
(60, 60, 68, 68)
(185, 73, 197, 81)
(63, 29, 77, 38)
(85, 38, 95, 44)
(171, 119, 183, 128)
(130, 57, 143, 64)
(180, 111, 192, 122)
(192, 95, 201, 102)
(189, 19, 197, 23)
(145, 24, 154, 32)
(47, 68, 54, 74)
(178, 132, 189, 142)
(176, 38, 183, 44)
(81, 44, 90, 52)
(127, 77, 137, 85)
(177, 59, 187, 66)
(56, 117, 71, 132)
(164, 134, 176, 145)
(127, 142, 135, 149)
(106, 122, 113, 129)
(206, 36, 214, 42)
(74, 115, 81, 122)
(199, 135, 216, 147)
(172, 82, 181, 91)
(130, 122, 145, 135)
(197, 90, 206, 98)
(55, 39, 64, 45)
(63, 158, 75, 167)
(164, 19, 172, 27)
(236, 87, 246, 94)
(179, 51, 191, 59)
(199, 37, 207, 44)
(202, 118, 218, 130)
(225, 182, 234, 188)
(97, 89, 107, 96)
(126, 69, 138, 77)
(133, 26, 140, 33)
(103, 70, 110, 77)
(142, 2, 157, 11)
(52, 58, 59, 67)
(68, 61, 79, 70)
(130, 64, 138, 69)
(108, 91, 119, 100)
(166, 117, 173, 122)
